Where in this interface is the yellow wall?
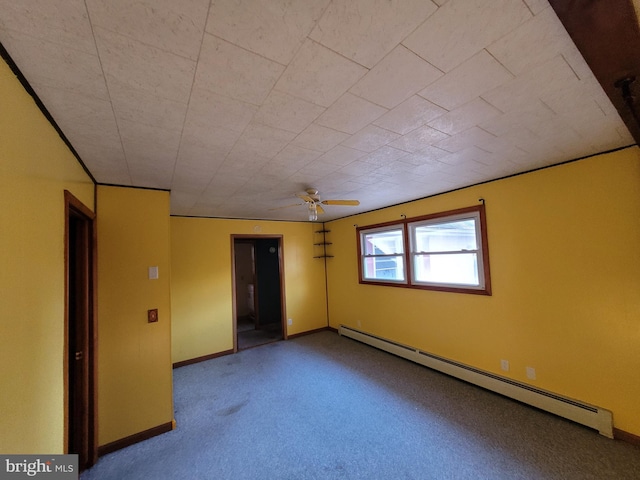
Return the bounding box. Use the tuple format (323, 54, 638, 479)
(171, 217, 328, 363)
(0, 57, 94, 453)
(97, 186, 173, 445)
(327, 147, 640, 436)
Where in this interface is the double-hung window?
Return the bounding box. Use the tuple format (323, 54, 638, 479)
(359, 225, 407, 283)
(357, 205, 491, 295)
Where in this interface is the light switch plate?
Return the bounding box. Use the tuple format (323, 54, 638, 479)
(148, 266, 159, 279)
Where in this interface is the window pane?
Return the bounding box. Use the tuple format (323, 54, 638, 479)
(362, 229, 404, 256)
(414, 219, 477, 253)
(363, 255, 405, 281)
(413, 253, 479, 286)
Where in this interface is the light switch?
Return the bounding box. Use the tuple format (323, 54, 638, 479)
(148, 266, 159, 280)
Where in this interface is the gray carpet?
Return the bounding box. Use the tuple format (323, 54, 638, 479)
(82, 331, 640, 479)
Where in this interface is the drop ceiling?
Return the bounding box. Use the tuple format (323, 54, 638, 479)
(0, 0, 634, 222)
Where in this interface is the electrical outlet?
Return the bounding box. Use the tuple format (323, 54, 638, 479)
(357, 320, 362, 328)
(526, 366, 536, 380)
(287, 318, 293, 326)
(148, 309, 158, 323)
(500, 359, 509, 372)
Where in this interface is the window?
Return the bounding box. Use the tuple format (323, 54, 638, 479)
(360, 226, 406, 283)
(357, 205, 491, 295)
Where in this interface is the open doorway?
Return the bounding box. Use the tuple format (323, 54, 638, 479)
(232, 236, 286, 351)
(64, 191, 97, 471)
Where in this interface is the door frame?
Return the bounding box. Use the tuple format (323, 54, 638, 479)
(231, 234, 287, 353)
(63, 190, 97, 468)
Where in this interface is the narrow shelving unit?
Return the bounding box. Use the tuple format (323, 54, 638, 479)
(313, 228, 333, 258)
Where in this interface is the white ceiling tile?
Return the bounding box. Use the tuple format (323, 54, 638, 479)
(36, 88, 122, 165)
(185, 87, 258, 134)
(260, 159, 304, 179)
(0, 0, 97, 54)
(235, 123, 297, 159)
(314, 171, 359, 190)
(119, 119, 182, 158)
(181, 120, 239, 154)
(0, 0, 632, 222)
(340, 125, 400, 153)
(487, 6, 570, 76)
(69, 137, 130, 184)
(253, 90, 326, 134)
(373, 95, 447, 135)
(290, 124, 350, 152)
(561, 44, 595, 82)
(86, 0, 209, 61)
(523, 0, 550, 16)
(297, 160, 342, 178)
(125, 137, 180, 188)
(195, 34, 284, 105)
(206, 0, 329, 65)
(223, 142, 273, 167)
(433, 127, 496, 153)
(0, 30, 109, 100)
(309, 0, 438, 68)
(403, 145, 449, 164)
(315, 93, 388, 134)
(419, 50, 513, 110)
(350, 171, 391, 185)
(217, 150, 271, 176)
(128, 164, 173, 190)
(375, 159, 419, 176)
(270, 144, 323, 170)
(349, 45, 443, 109)
(428, 98, 502, 135)
(173, 143, 226, 186)
(316, 145, 368, 167)
(438, 146, 494, 166)
(336, 160, 379, 177)
(482, 55, 578, 113)
(403, 0, 531, 72)
(28, 83, 113, 129)
(109, 80, 189, 132)
(274, 39, 368, 108)
(95, 27, 196, 104)
(480, 100, 555, 136)
(470, 134, 528, 160)
(170, 191, 201, 215)
(499, 127, 561, 157)
(359, 146, 409, 166)
(389, 125, 449, 153)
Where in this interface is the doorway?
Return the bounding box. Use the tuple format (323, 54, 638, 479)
(64, 191, 97, 470)
(232, 236, 286, 351)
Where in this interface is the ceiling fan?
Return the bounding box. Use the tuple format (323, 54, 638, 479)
(274, 188, 360, 221)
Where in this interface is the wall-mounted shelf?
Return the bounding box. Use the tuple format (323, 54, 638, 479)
(314, 229, 333, 258)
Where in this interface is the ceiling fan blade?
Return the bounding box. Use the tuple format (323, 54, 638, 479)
(268, 202, 304, 211)
(316, 204, 325, 215)
(321, 199, 360, 206)
(296, 194, 314, 203)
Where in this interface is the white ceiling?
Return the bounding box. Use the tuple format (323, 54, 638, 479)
(0, 0, 633, 222)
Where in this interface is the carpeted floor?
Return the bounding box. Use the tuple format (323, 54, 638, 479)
(81, 331, 640, 479)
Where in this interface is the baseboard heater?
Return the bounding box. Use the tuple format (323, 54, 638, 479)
(338, 325, 613, 438)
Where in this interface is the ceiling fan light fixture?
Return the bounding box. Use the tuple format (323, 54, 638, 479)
(308, 203, 318, 221)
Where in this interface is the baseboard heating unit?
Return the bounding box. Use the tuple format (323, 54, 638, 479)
(338, 325, 613, 438)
